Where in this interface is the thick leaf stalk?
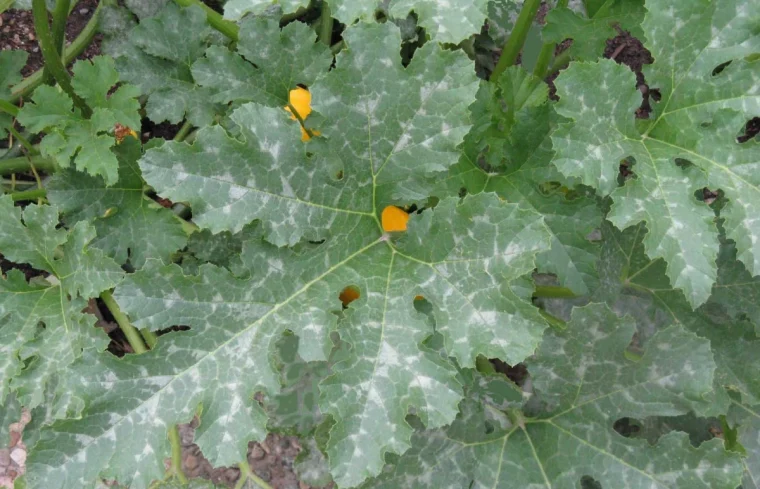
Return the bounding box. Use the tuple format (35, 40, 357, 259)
(532, 0, 569, 79)
(172, 0, 239, 41)
(9, 1, 101, 103)
(31, 0, 90, 115)
(490, 0, 541, 80)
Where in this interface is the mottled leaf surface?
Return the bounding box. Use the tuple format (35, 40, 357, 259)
(192, 17, 331, 107)
(224, 0, 488, 43)
(551, 0, 760, 307)
(0, 197, 121, 409)
(364, 304, 742, 489)
(114, 3, 221, 126)
(47, 138, 188, 269)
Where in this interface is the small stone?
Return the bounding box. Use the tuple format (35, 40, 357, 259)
(254, 468, 271, 482)
(249, 444, 266, 460)
(28, 32, 35, 41)
(79, 8, 89, 14)
(10, 447, 26, 466)
(183, 454, 199, 470)
(0, 448, 10, 466)
(224, 468, 240, 483)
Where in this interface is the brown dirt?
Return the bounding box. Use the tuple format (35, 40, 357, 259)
(0, 0, 102, 76)
(603, 31, 654, 118)
(176, 420, 331, 489)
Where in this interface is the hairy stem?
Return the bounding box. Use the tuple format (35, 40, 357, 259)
(319, 1, 333, 46)
(168, 425, 188, 483)
(32, 0, 90, 115)
(172, 0, 239, 41)
(533, 0, 568, 79)
(490, 0, 541, 81)
(100, 290, 148, 354)
(549, 49, 572, 73)
(10, 2, 101, 103)
(0, 156, 56, 175)
(9, 188, 46, 202)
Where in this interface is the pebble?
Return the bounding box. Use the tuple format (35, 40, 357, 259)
(79, 8, 89, 14)
(249, 444, 266, 460)
(183, 454, 199, 470)
(9, 448, 26, 465)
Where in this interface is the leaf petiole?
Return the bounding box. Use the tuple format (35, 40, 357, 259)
(490, 0, 541, 81)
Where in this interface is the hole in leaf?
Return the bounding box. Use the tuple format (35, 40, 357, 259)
(580, 475, 603, 489)
(618, 157, 636, 185)
(712, 60, 732, 76)
(738, 117, 760, 143)
(335, 170, 344, 181)
(381, 206, 410, 232)
(459, 187, 468, 198)
(674, 158, 693, 169)
(701, 188, 719, 205)
(490, 359, 528, 386)
(484, 420, 495, 434)
(649, 88, 661, 102)
(339, 285, 361, 307)
(613, 417, 642, 438)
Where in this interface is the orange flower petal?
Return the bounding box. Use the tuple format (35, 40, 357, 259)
(382, 206, 410, 232)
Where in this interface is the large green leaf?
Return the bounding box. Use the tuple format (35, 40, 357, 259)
(191, 17, 332, 107)
(47, 138, 188, 269)
(595, 220, 760, 484)
(223, 0, 489, 44)
(0, 197, 121, 409)
(114, 3, 222, 126)
(16, 56, 141, 185)
(364, 303, 743, 488)
(140, 23, 478, 242)
(551, 0, 760, 308)
(22, 23, 553, 489)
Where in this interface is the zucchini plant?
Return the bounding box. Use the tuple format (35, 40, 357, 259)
(0, 0, 758, 488)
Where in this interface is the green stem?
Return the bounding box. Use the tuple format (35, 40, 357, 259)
(172, 0, 239, 41)
(9, 188, 46, 202)
(8, 126, 37, 155)
(32, 0, 90, 115)
(287, 102, 315, 139)
(10, 1, 101, 103)
(51, 0, 72, 57)
(141, 328, 159, 349)
(548, 49, 572, 73)
(239, 462, 274, 489)
(539, 310, 567, 329)
(319, 1, 333, 46)
(0, 156, 56, 175)
(532, 0, 568, 79)
(168, 425, 188, 483)
(490, 0, 542, 81)
(533, 285, 578, 299)
(0, 99, 19, 117)
(173, 121, 193, 142)
(101, 290, 148, 354)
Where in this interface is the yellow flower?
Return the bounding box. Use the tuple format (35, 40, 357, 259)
(284, 86, 320, 141)
(381, 205, 410, 232)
